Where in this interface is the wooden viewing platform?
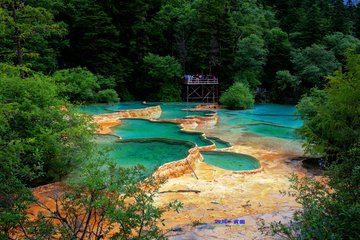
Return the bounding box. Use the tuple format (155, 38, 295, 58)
(184, 75, 219, 102)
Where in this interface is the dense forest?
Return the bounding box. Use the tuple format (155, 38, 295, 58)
(1, 0, 360, 102)
(0, 0, 359, 239)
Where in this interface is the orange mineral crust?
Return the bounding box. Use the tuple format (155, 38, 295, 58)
(92, 105, 162, 134)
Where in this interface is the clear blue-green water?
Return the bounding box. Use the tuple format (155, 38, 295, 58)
(207, 137, 231, 149)
(201, 151, 260, 171)
(85, 102, 303, 172)
(76, 101, 215, 119)
(218, 104, 302, 140)
(112, 119, 213, 147)
(95, 135, 193, 174)
(240, 104, 299, 116)
(245, 124, 298, 140)
(76, 102, 153, 115)
(149, 102, 215, 119)
(106, 102, 156, 111)
(77, 104, 114, 115)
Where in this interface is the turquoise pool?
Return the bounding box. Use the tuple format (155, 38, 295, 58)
(77, 104, 114, 115)
(95, 135, 194, 174)
(112, 119, 213, 147)
(77, 101, 215, 119)
(87, 102, 303, 173)
(148, 102, 215, 119)
(218, 104, 302, 140)
(106, 102, 156, 111)
(76, 102, 153, 115)
(207, 137, 231, 149)
(201, 151, 260, 171)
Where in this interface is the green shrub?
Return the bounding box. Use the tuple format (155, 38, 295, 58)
(0, 70, 95, 185)
(297, 52, 360, 157)
(258, 147, 360, 239)
(143, 53, 182, 101)
(157, 82, 182, 102)
(220, 82, 254, 109)
(143, 53, 182, 80)
(39, 159, 183, 239)
(96, 89, 119, 103)
(0, 65, 96, 239)
(53, 67, 99, 103)
(97, 75, 117, 89)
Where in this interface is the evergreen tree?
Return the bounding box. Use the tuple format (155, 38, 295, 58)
(291, 44, 341, 90)
(0, 0, 67, 74)
(291, 3, 331, 48)
(234, 34, 268, 88)
(53, 0, 122, 77)
(263, 27, 292, 89)
(142, 53, 182, 101)
(330, 0, 352, 34)
(297, 52, 360, 156)
(322, 32, 360, 63)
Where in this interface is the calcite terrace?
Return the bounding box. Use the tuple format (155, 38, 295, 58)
(32, 103, 308, 239)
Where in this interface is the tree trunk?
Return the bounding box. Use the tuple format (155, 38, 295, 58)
(11, 0, 25, 78)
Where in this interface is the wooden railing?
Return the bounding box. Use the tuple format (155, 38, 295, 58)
(184, 78, 218, 85)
